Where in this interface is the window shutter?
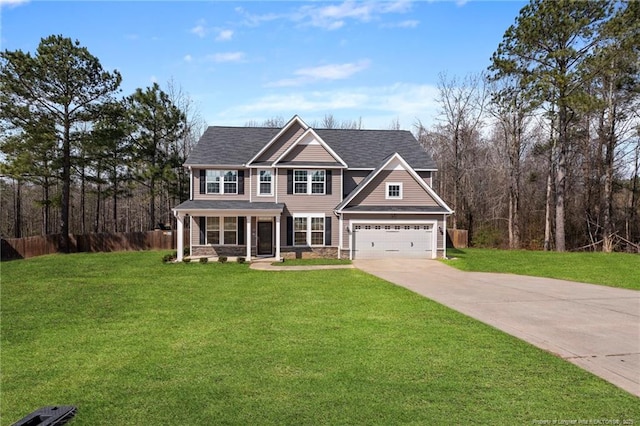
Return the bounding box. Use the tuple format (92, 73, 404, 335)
(287, 170, 293, 194)
(199, 170, 206, 194)
(325, 216, 332, 246)
(286, 216, 293, 245)
(238, 216, 245, 245)
(238, 170, 245, 195)
(199, 217, 206, 245)
(325, 170, 332, 195)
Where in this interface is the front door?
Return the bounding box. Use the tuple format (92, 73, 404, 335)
(257, 221, 273, 255)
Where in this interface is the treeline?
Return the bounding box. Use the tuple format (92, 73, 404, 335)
(1, 1, 639, 253)
(0, 35, 204, 249)
(419, 0, 640, 252)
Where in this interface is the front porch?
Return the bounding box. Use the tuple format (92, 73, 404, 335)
(172, 200, 285, 262)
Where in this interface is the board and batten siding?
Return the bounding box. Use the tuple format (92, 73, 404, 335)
(281, 144, 337, 162)
(341, 213, 446, 253)
(192, 168, 250, 201)
(349, 169, 439, 207)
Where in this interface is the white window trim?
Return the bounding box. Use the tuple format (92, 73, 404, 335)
(386, 182, 403, 200)
(206, 170, 238, 195)
(257, 169, 273, 196)
(294, 169, 326, 195)
(293, 213, 325, 246)
(205, 216, 238, 245)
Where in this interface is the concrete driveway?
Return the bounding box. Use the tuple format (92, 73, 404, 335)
(354, 258, 640, 397)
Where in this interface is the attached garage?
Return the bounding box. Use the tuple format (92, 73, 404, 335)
(352, 223, 435, 259)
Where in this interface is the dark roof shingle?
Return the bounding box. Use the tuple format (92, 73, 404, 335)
(185, 125, 436, 170)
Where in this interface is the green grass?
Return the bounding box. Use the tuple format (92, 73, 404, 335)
(275, 258, 352, 266)
(443, 248, 640, 290)
(2, 251, 638, 425)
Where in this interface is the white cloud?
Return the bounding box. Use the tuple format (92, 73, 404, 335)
(0, 0, 29, 8)
(183, 54, 193, 63)
(215, 83, 440, 129)
(190, 20, 207, 38)
(205, 52, 245, 63)
(267, 59, 371, 87)
(215, 29, 234, 41)
(382, 19, 419, 29)
(234, 1, 413, 31)
(235, 6, 281, 27)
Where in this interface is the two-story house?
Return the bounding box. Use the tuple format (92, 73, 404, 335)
(172, 115, 453, 261)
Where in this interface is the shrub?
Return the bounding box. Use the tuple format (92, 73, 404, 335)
(218, 256, 228, 263)
(199, 257, 208, 264)
(162, 253, 176, 263)
(237, 257, 245, 264)
(183, 247, 190, 257)
(183, 257, 191, 263)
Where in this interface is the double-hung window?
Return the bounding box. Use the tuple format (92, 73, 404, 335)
(206, 217, 220, 244)
(311, 171, 325, 194)
(294, 170, 308, 194)
(205, 217, 237, 244)
(206, 170, 237, 194)
(259, 170, 272, 195)
(294, 170, 325, 194)
(293, 215, 325, 246)
(223, 217, 237, 244)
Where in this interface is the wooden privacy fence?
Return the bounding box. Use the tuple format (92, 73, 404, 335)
(1, 230, 189, 261)
(446, 229, 468, 249)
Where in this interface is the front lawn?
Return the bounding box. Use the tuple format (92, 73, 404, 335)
(443, 248, 640, 290)
(2, 252, 638, 425)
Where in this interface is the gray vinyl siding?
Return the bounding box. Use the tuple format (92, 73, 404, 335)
(193, 168, 250, 201)
(349, 169, 439, 207)
(343, 170, 370, 197)
(256, 124, 306, 163)
(281, 144, 336, 162)
(276, 168, 340, 246)
(341, 213, 445, 252)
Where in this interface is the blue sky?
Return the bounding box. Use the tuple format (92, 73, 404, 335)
(1, 1, 527, 130)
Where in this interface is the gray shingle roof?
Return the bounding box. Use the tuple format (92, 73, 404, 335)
(185, 126, 437, 170)
(174, 200, 284, 212)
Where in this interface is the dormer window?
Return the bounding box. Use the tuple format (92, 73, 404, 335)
(386, 182, 402, 199)
(206, 170, 237, 194)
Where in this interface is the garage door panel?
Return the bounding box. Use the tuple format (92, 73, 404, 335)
(353, 224, 433, 259)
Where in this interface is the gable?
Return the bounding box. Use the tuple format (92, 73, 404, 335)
(349, 160, 439, 207)
(253, 121, 306, 164)
(275, 129, 346, 166)
(336, 152, 453, 214)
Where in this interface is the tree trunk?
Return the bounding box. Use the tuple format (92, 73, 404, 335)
(60, 112, 71, 252)
(601, 76, 617, 253)
(554, 104, 567, 252)
(14, 178, 22, 238)
(544, 148, 554, 251)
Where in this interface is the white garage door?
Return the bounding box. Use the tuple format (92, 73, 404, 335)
(353, 224, 433, 259)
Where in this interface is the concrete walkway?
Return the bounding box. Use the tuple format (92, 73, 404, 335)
(354, 258, 640, 397)
(249, 259, 355, 271)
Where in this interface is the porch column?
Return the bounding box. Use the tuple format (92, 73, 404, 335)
(246, 216, 252, 261)
(275, 215, 281, 261)
(175, 211, 184, 262)
(338, 214, 343, 259)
